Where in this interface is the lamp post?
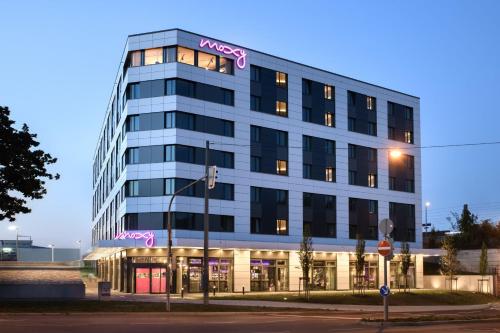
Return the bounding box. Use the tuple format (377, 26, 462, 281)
(48, 244, 55, 262)
(7, 225, 19, 261)
(76, 240, 82, 260)
(424, 202, 431, 232)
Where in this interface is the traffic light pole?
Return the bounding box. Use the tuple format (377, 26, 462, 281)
(203, 140, 210, 305)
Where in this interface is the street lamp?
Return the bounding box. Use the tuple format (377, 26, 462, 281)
(7, 224, 19, 261)
(389, 149, 402, 159)
(48, 244, 55, 262)
(424, 202, 431, 232)
(76, 240, 82, 260)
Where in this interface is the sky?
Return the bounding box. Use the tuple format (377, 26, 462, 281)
(0, 0, 499, 252)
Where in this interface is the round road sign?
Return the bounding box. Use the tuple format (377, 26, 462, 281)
(378, 218, 394, 235)
(377, 239, 392, 256)
(380, 285, 390, 297)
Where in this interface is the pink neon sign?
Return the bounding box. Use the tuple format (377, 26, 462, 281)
(199, 38, 247, 69)
(114, 231, 155, 248)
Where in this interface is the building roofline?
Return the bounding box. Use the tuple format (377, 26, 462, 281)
(128, 28, 419, 99)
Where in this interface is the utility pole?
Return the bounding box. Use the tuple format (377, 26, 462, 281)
(203, 140, 210, 305)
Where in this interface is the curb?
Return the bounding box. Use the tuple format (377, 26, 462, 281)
(361, 317, 500, 327)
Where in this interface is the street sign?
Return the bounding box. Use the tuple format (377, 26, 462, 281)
(377, 240, 392, 256)
(380, 285, 390, 297)
(378, 219, 394, 235)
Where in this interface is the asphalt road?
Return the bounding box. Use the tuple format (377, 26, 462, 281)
(1, 312, 500, 333)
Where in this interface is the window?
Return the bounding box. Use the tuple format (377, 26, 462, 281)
(222, 89, 234, 106)
(197, 51, 217, 70)
(276, 71, 287, 87)
(303, 193, 312, 207)
(404, 107, 413, 120)
(404, 131, 413, 144)
(165, 178, 175, 195)
(276, 190, 287, 204)
(223, 120, 234, 137)
(302, 79, 312, 95)
(368, 122, 377, 136)
(250, 66, 260, 82)
(368, 148, 377, 162)
(368, 174, 377, 188)
(251, 217, 261, 234)
(250, 187, 260, 203)
(276, 160, 288, 175)
(276, 219, 288, 235)
(406, 155, 414, 169)
(325, 167, 334, 182)
(144, 48, 163, 65)
(367, 96, 375, 110)
(348, 117, 356, 131)
(177, 47, 195, 65)
(128, 148, 139, 164)
(276, 100, 287, 117)
(388, 127, 395, 140)
(324, 112, 334, 127)
(127, 180, 139, 197)
(405, 179, 415, 192)
(349, 171, 357, 185)
(302, 107, 312, 122)
(348, 91, 356, 105)
(303, 136, 312, 152)
(324, 85, 333, 99)
(165, 112, 176, 128)
(348, 145, 356, 159)
(130, 51, 142, 67)
(165, 46, 176, 63)
(368, 200, 377, 214)
(389, 177, 396, 190)
(129, 83, 140, 99)
(303, 164, 312, 178)
(250, 126, 260, 142)
(325, 195, 335, 209)
(250, 95, 261, 111)
(325, 140, 335, 154)
(251, 156, 261, 172)
(165, 145, 175, 162)
(166, 79, 176, 95)
(276, 131, 287, 147)
(128, 115, 140, 132)
(219, 57, 234, 74)
(388, 102, 395, 116)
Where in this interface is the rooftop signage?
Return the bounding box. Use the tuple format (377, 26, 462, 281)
(114, 231, 155, 248)
(199, 38, 247, 69)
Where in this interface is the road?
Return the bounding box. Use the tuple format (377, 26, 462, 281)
(1, 312, 499, 333)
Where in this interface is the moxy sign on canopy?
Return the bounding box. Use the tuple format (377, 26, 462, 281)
(114, 231, 155, 248)
(199, 38, 247, 69)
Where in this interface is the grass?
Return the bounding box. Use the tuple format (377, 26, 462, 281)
(211, 290, 499, 306)
(0, 300, 291, 313)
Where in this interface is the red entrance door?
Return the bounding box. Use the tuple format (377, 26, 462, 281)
(135, 268, 151, 294)
(151, 268, 167, 293)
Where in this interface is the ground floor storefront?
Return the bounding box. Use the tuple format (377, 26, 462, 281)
(96, 248, 424, 294)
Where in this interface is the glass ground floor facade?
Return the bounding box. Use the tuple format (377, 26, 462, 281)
(95, 247, 423, 294)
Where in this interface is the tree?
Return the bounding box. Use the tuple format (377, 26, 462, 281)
(479, 241, 488, 277)
(298, 231, 313, 300)
(354, 236, 366, 294)
(440, 235, 460, 292)
(0, 106, 59, 221)
(400, 242, 412, 292)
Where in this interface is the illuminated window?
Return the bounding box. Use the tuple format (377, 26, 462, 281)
(144, 48, 163, 65)
(324, 85, 333, 99)
(404, 131, 413, 144)
(276, 219, 288, 235)
(324, 112, 334, 127)
(325, 167, 334, 182)
(177, 47, 195, 65)
(197, 51, 217, 71)
(367, 96, 375, 110)
(130, 51, 142, 67)
(276, 71, 287, 87)
(276, 100, 288, 117)
(368, 174, 377, 188)
(219, 57, 234, 74)
(276, 160, 288, 176)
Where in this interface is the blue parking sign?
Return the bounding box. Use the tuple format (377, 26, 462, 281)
(380, 285, 390, 297)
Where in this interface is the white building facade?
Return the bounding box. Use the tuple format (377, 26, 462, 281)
(89, 29, 423, 294)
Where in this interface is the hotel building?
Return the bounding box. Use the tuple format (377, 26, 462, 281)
(88, 29, 423, 294)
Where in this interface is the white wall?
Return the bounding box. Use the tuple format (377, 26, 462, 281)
(423, 274, 494, 294)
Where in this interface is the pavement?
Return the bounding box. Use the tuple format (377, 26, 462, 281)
(1, 312, 500, 333)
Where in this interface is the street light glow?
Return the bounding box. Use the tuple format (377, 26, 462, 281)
(390, 150, 402, 159)
(7, 225, 18, 231)
(425, 201, 431, 207)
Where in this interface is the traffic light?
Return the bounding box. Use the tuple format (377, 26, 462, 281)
(207, 166, 218, 189)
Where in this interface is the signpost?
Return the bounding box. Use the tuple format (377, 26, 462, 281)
(378, 218, 393, 322)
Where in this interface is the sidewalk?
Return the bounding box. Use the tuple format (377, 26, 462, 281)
(88, 290, 497, 313)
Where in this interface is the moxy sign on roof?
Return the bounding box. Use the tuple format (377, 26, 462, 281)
(114, 231, 155, 248)
(199, 38, 247, 69)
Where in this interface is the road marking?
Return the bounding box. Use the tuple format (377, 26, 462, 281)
(267, 314, 361, 320)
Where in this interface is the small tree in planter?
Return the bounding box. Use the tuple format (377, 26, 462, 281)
(354, 236, 366, 295)
(299, 231, 313, 301)
(440, 235, 460, 292)
(400, 242, 412, 293)
(479, 241, 489, 293)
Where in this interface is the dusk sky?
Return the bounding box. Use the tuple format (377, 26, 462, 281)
(0, 0, 499, 252)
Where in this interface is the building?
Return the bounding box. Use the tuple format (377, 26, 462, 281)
(0, 239, 80, 262)
(87, 28, 423, 294)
